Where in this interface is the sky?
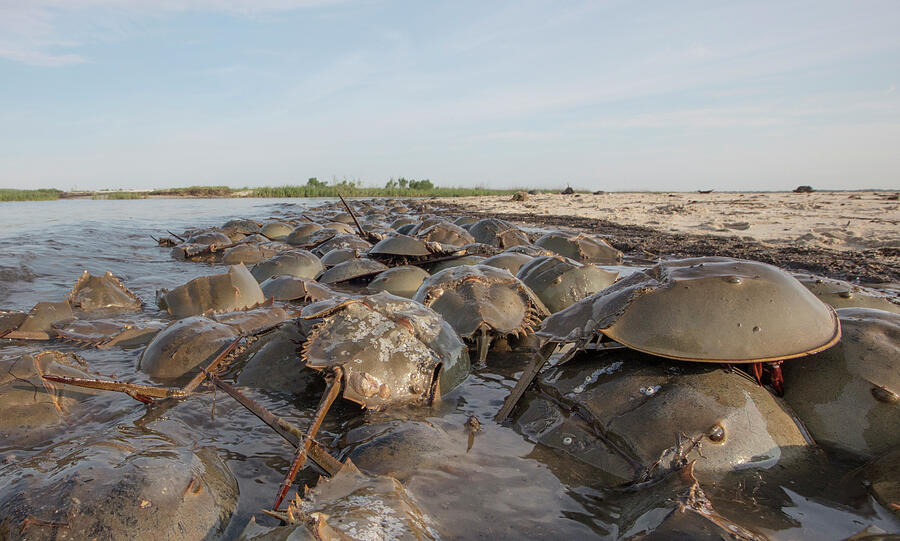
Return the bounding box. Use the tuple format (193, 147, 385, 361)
(1, 0, 898, 192)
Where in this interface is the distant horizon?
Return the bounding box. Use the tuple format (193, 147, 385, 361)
(2, 1, 899, 192)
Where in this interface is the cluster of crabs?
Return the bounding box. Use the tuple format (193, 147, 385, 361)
(1, 197, 898, 540)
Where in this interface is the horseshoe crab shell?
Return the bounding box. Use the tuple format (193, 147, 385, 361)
(286, 223, 324, 245)
(313, 234, 372, 257)
(259, 275, 335, 302)
(416, 221, 475, 247)
(317, 258, 388, 285)
(367, 266, 430, 298)
(795, 274, 900, 314)
(301, 292, 470, 409)
(482, 252, 534, 275)
(260, 221, 294, 241)
(0, 440, 238, 541)
(320, 247, 360, 267)
(369, 235, 432, 258)
(534, 231, 623, 264)
(250, 251, 324, 282)
(139, 316, 240, 379)
(220, 243, 279, 265)
(468, 218, 530, 249)
(782, 307, 900, 457)
(516, 255, 618, 314)
(157, 264, 266, 319)
(244, 459, 437, 541)
(68, 270, 142, 312)
(413, 264, 549, 363)
(513, 350, 810, 481)
(427, 255, 485, 274)
(539, 257, 841, 363)
(3, 301, 74, 340)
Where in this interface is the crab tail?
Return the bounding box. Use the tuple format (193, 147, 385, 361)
(475, 327, 492, 366)
(494, 341, 558, 423)
(272, 366, 343, 511)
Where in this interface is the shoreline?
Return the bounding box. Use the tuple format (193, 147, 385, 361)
(429, 191, 900, 285)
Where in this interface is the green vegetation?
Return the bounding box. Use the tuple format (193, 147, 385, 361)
(250, 177, 521, 198)
(0, 188, 62, 202)
(148, 186, 234, 197)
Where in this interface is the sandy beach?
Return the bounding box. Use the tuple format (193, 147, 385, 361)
(434, 191, 900, 284)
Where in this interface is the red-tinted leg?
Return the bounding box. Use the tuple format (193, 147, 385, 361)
(768, 362, 785, 396)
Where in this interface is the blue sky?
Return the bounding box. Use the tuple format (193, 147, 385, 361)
(1, 0, 898, 191)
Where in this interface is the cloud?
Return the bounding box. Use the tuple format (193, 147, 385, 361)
(0, 0, 341, 67)
(0, 48, 86, 66)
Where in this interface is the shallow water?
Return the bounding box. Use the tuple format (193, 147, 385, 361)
(0, 198, 897, 540)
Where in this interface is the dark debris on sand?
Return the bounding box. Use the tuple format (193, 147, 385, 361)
(435, 203, 899, 284)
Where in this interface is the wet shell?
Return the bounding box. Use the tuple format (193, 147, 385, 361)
(157, 264, 266, 319)
(795, 274, 900, 314)
(139, 316, 240, 378)
(516, 255, 618, 314)
(67, 270, 142, 312)
(514, 351, 810, 481)
(220, 243, 278, 265)
(301, 292, 470, 409)
(186, 230, 232, 245)
(286, 222, 324, 245)
(259, 275, 335, 302)
(482, 252, 534, 275)
(413, 264, 549, 340)
(427, 255, 485, 274)
(782, 307, 900, 457)
(260, 221, 294, 241)
(468, 218, 530, 249)
(534, 231, 622, 264)
(320, 247, 360, 267)
(539, 257, 841, 363)
(314, 234, 373, 257)
(4, 301, 74, 340)
(318, 258, 389, 284)
(250, 251, 324, 282)
(368, 266, 430, 298)
(416, 221, 476, 247)
(369, 235, 432, 258)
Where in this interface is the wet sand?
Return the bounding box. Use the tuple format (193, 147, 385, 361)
(433, 191, 900, 284)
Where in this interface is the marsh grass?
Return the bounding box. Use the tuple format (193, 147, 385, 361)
(0, 189, 62, 201)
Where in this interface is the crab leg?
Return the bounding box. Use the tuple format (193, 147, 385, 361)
(767, 361, 785, 396)
(41, 375, 189, 402)
(182, 336, 242, 392)
(494, 341, 558, 422)
(272, 367, 343, 510)
(203, 371, 342, 476)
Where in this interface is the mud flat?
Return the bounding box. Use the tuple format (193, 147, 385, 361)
(434, 191, 900, 284)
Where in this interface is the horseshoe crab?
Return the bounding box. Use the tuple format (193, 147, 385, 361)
(0, 310, 27, 338)
(250, 251, 325, 282)
(416, 221, 475, 247)
(220, 242, 280, 265)
(222, 217, 261, 241)
(795, 274, 900, 314)
(3, 301, 73, 340)
(313, 233, 372, 256)
(0, 351, 98, 438)
(157, 264, 266, 318)
(270, 292, 470, 509)
(242, 460, 437, 541)
(782, 308, 900, 458)
(52, 319, 164, 348)
(286, 222, 324, 245)
(139, 316, 240, 379)
(516, 255, 618, 314)
(413, 264, 550, 364)
(260, 221, 294, 241)
(497, 257, 842, 421)
(319, 247, 360, 267)
(512, 349, 811, 482)
(427, 255, 485, 274)
(68, 270, 142, 312)
(534, 231, 623, 264)
(317, 257, 388, 285)
(367, 266, 430, 298)
(868, 447, 900, 517)
(186, 230, 232, 245)
(0, 438, 238, 541)
(482, 251, 534, 275)
(468, 218, 530, 249)
(208, 302, 292, 334)
(259, 275, 335, 303)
